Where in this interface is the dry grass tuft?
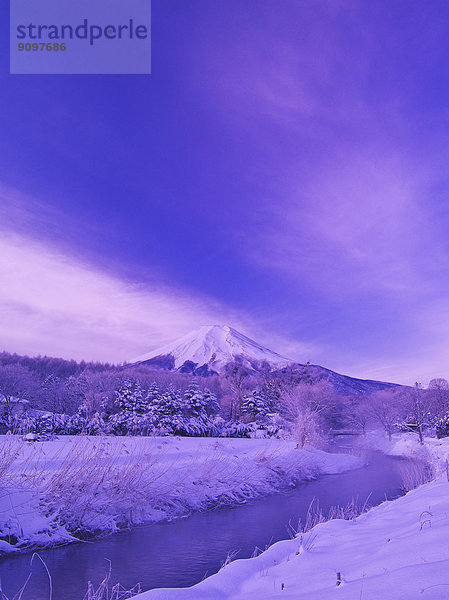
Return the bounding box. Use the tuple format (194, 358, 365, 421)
(397, 459, 434, 492)
(0, 556, 141, 600)
(82, 561, 141, 600)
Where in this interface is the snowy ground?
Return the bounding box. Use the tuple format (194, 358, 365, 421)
(0, 435, 362, 554)
(134, 433, 449, 600)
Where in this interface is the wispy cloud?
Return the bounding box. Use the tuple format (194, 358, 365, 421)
(247, 151, 444, 296)
(0, 230, 227, 362)
(0, 177, 321, 364)
(0, 219, 318, 365)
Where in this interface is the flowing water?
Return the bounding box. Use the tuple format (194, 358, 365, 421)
(0, 446, 407, 599)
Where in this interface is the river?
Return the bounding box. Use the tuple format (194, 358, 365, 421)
(0, 447, 407, 599)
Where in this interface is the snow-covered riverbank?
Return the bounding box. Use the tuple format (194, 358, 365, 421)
(363, 430, 449, 475)
(134, 433, 448, 600)
(0, 435, 362, 554)
(137, 473, 449, 600)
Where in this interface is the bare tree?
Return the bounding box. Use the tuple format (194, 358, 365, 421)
(0, 364, 37, 419)
(402, 382, 433, 445)
(367, 389, 402, 441)
(224, 358, 251, 420)
(346, 398, 371, 436)
(428, 378, 449, 418)
(280, 381, 334, 447)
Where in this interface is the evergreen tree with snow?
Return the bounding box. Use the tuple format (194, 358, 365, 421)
(180, 382, 218, 436)
(153, 386, 184, 433)
(242, 389, 271, 419)
(112, 380, 149, 434)
(115, 380, 134, 414)
(67, 402, 89, 434)
(203, 388, 219, 415)
(184, 382, 207, 417)
(145, 383, 161, 413)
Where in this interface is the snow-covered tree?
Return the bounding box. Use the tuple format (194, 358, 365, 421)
(153, 386, 184, 433)
(428, 378, 449, 418)
(345, 398, 371, 436)
(109, 380, 150, 435)
(183, 382, 205, 416)
(436, 412, 449, 439)
(146, 382, 161, 407)
(241, 390, 271, 419)
(224, 358, 251, 420)
(67, 402, 89, 434)
(401, 383, 434, 445)
(115, 380, 145, 414)
(183, 383, 218, 417)
(280, 381, 334, 447)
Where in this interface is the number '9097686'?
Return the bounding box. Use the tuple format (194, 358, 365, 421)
(18, 43, 67, 51)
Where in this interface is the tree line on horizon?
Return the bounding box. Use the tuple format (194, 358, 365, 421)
(0, 350, 449, 445)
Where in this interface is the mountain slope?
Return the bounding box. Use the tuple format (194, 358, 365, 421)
(129, 324, 400, 395)
(304, 364, 399, 396)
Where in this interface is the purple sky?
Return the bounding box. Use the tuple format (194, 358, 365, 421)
(2, 0, 449, 384)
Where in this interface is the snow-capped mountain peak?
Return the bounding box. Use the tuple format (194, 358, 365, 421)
(130, 325, 292, 372)
(129, 325, 401, 395)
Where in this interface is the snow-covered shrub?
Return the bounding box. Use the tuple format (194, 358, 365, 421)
(67, 403, 89, 434)
(84, 412, 106, 435)
(219, 421, 252, 438)
(107, 411, 130, 436)
(33, 413, 55, 435)
(436, 412, 449, 438)
(247, 421, 284, 439)
(215, 417, 284, 439)
(177, 415, 214, 437)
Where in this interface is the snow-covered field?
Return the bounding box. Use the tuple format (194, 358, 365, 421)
(134, 433, 449, 600)
(0, 435, 362, 554)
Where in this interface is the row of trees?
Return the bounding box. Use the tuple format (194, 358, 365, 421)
(1, 352, 449, 444)
(0, 357, 338, 441)
(347, 379, 449, 444)
(0, 351, 112, 381)
(0, 355, 310, 421)
(9, 381, 221, 437)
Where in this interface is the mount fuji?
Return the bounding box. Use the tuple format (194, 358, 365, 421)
(130, 325, 290, 374)
(129, 325, 399, 395)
